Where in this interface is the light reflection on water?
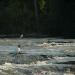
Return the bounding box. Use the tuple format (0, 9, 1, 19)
(0, 38, 75, 75)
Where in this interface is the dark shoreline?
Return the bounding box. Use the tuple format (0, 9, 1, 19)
(0, 34, 75, 39)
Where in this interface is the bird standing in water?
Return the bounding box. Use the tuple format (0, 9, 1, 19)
(18, 45, 21, 53)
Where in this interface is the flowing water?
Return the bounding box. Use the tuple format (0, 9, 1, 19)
(0, 38, 75, 75)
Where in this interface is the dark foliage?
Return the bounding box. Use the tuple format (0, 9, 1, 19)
(0, 0, 75, 38)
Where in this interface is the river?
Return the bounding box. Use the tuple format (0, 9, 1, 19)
(0, 38, 75, 75)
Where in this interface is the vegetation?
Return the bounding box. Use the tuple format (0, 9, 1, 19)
(0, 0, 73, 37)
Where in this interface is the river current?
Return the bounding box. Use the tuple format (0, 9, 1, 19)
(0, 38, 75, 75)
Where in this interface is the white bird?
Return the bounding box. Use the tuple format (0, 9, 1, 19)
(20, 34, 23, 38)
(18, 45, 21, 52)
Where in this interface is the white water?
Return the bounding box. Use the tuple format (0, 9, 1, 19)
(0, 38, 75, 75)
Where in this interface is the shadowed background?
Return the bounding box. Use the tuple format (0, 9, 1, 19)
(0, 0, 75, 38)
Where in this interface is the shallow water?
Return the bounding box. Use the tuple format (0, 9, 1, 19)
(0, 38, 75, 75)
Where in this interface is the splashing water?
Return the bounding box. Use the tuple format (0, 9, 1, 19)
(0, 38, 75, 75)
